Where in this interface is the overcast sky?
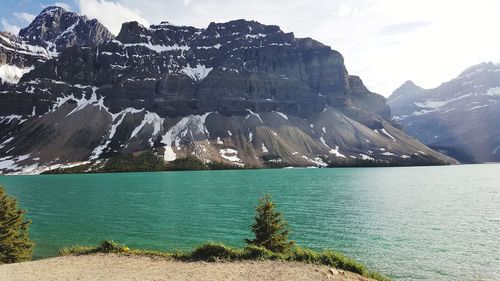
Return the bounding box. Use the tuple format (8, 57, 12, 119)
(2, 0, 500, 97)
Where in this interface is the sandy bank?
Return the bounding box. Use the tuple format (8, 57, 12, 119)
(0, 254, 375, 281)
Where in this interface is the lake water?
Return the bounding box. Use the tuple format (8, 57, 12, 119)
(1, 165, 499, 280)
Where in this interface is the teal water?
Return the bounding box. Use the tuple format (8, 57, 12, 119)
(1, 165, 499, 280)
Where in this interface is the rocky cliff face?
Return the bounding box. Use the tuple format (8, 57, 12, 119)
(0, 8, 455, 174)
(0, 6, 114, 85)
(388, 62, 500, 163)
(16, 19, 390, 119)
(0, 32, 49, 85)
(19, 6, 114, 53)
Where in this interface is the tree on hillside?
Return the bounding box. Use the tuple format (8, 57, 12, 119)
(0, 186, 34, 263)
(245, 194, 294, 253)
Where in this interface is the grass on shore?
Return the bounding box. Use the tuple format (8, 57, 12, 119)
(59, 240, 391, 281)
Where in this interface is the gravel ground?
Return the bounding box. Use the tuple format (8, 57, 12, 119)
(0, 254, 375, 281)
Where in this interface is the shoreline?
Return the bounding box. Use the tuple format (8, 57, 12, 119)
(1, 160, 458, 176)
(2, 149, 456, 175)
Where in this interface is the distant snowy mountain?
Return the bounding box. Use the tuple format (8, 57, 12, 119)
(388, 62, 500, 163)
(0, 7, 456, 174)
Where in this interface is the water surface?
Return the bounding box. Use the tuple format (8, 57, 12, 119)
(1, 164, 499, 280)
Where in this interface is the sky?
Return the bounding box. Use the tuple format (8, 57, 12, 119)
(2, 0, 500, 97)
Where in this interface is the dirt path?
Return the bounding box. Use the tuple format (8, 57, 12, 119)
(0, 254, 374, 281)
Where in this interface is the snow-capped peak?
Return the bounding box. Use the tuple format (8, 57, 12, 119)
(40, 6, 67, 16)
(458, 62, 500, 78)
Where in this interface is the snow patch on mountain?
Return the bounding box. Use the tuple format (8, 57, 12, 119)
(319, 136, 327, 147)
(359, 154, 374, 161)
(197, 43, 222, 50)
(0, 115, 23, 124)
(56, 18, 80, 43)
(465, 104, 489, 111)
(219, 148, 243, 165)
(0, 34, 51, 58)
(161, 112, 212, 161)
(486, 87, 500, 96)
(413, 93, 475, 110)
(123, 42, 190, 53)
(66, 87, 106, 116)
(0, 154, 33, 174)
(181, 63, 213, 81)
(0, 64, 34, 84)
(379, 128, 396, 142)
(329, 146, 346, 158)
(129, 112, 164, 146)
(261, 143, 269, 153)
(275, 111, 288, 120)
(245, 109, 263, 124)
(90, 107, 144, 160)
(301, 155, 328, 167)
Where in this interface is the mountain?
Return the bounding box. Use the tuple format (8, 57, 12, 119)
(0, 8, 456, 174)
(0, 6, 114, 85)
(19, 6, 114, 53)
(388, 62, 500, 163)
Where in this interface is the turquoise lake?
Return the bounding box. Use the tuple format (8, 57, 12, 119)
(1, 164, 499, 280)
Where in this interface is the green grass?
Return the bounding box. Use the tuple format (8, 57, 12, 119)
(59, 241, 391, 281)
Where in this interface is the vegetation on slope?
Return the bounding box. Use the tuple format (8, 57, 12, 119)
(43, 153, 244, 174)
(59, 240, 390, 281)
(41, 147, 450, 175)
(327, 154, 449, 168)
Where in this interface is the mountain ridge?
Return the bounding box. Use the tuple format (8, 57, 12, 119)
(0, 7, 456, 174)
(388, 62, 500, 163)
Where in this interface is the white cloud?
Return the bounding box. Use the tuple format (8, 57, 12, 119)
(1, 19, 21, 35)
(78, 0, 149, 35)
(54, 2, 73, 11)
(14, 12, 36, 24)
(77, 0, 500, 96)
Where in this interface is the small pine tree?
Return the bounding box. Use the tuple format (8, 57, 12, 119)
(0, 186, 34, 264)
(245, 194, 294, 253)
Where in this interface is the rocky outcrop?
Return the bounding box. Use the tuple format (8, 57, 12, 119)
(388, 62, 500, 163)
